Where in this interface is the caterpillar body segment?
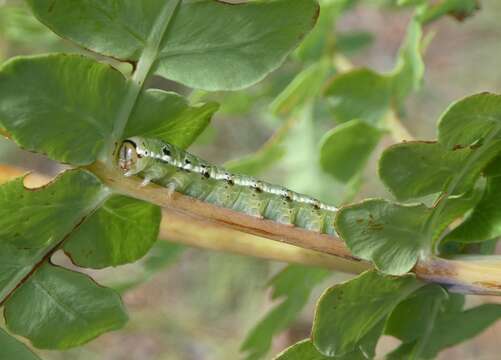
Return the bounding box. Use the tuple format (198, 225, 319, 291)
(118, 137, 338, 236)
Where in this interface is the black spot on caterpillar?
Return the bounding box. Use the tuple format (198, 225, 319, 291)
(118, 137, 338, 235)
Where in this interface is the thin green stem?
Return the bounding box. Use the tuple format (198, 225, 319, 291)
(386, 108, 415, 142)
(106, 0, 181, 165)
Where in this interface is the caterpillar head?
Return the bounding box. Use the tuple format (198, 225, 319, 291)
(118, 138, 148, 176)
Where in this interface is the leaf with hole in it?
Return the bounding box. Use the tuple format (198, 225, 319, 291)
(4, 263, 128, 350)
(125, 89, 219, 148)
(312, 270, 421, 357)
(324, 69, 393, 124)
(335, 199, 430, 275)
(0, 328, 41, 360)
(0, 54, 127, 165)
(241, 266, 329, 360)
(274, 339, 366, 360)
(0, 170, 108, 303)
(320, 120, 384, 183)
(63, 195, 161, 269)
(27, 0, 319, 91)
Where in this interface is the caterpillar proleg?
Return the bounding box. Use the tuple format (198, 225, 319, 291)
(118, 137, 338, 236)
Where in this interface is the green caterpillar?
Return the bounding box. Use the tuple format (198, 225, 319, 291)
(118, 137, 338, 236)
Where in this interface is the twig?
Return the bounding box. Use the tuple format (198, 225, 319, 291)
(385, 108, 415, 142)
(3, 163, 501, 295)
(88, 162, 358, 261)
(159, 209, 369, 274)
(88, 161, 501, 295)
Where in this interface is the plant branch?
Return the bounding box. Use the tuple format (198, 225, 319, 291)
(159, 208, 369, 274)
(3, 164, 501, 295)
(87, 161, 501, 295)
(107, 0, 181, 163)
(88, 161, 358, 261)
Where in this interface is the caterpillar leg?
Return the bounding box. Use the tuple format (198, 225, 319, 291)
(140, 177, 152, 187)
(165, 182, 177, 198)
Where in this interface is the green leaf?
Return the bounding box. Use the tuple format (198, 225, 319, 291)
(281, 105, 346, 204)
(274, 339, 330, 360)
(421, 304, 501, 357)
(484, 155, 501, 177)
(241, 266, 329, 360)
(335, 199, 430, 275)
(385, 284, 448, 343)
(125, 89, 219, 148)
(386, 285, 501, 359)
(274, 339, 366, 360)
(312, 270, 421, 357)
(0, 170, 108, 302)
(4, 263, 128, 350)
(320, 119, 383, 182)
(391, 16, 424, 107)
(419, 0, 480, 24)
(28, 0, 319, 91)
(0, 328, 41, 360)
(324, 12, 424, 124)
(431, 188, 484, 241)
(270, 59, 331, 117)
(0, 54, 127, 165)
(0, 4, 57, 48)
(444, 177, 501, 243)
(324, 69, 392, 124)
(378, 93, 501, 251)
(63, 195, 161, 269)
(295, 0, 353, 62)
(336, 190, 480, 273)
(439, 93, 501, 150)
(379, 141, 474, 201)
(0, 54, 218, 163)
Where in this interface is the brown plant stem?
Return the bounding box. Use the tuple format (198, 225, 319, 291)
(159, 209, 369, 274)
(88, 162, 359, 262)
(3, 163, 501, 295)
(88, 161, 501, 295)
